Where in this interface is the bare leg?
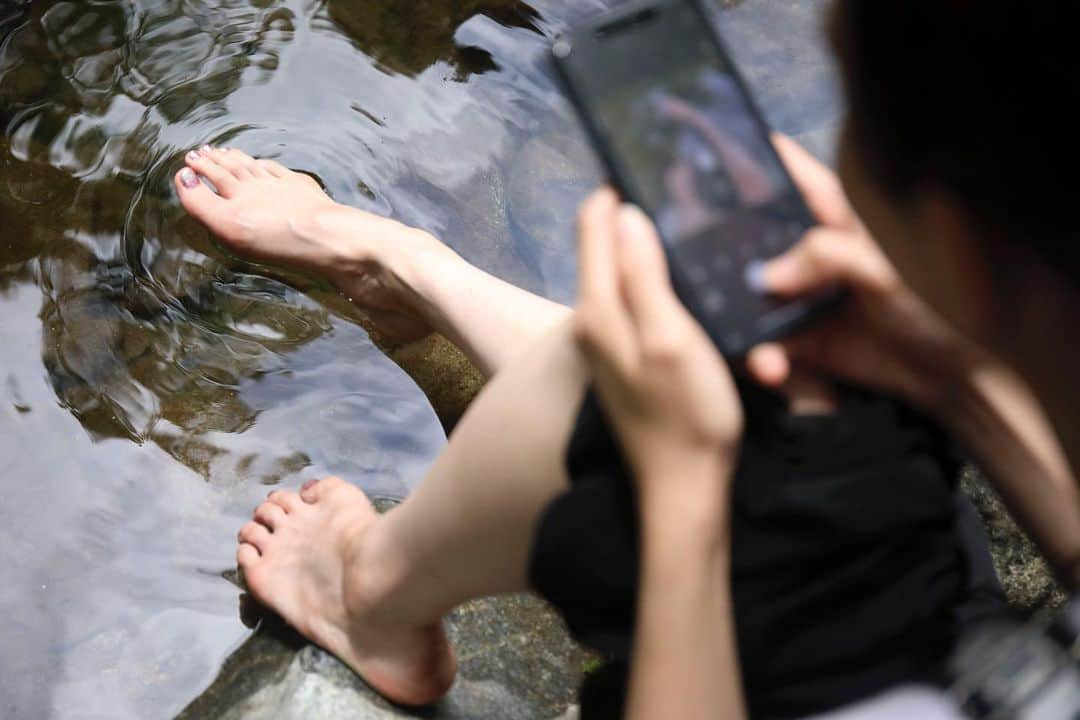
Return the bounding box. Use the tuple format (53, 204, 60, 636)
(238, 318, 586, 704)
(173, 146, 832, 705)
(174, 146, 569, 376)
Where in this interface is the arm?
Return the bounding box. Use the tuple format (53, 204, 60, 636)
(939, 354, 1080, 589)
(749, 137, 1080, 590)
(629, 461, 743, 720)
(657, 95, 774, 205)
(572, 190, 747, 719)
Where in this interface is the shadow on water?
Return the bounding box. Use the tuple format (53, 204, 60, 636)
(0, 0, 607, 717)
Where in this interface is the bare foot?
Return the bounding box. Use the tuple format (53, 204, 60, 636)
(237, 476, 457, 706)
(173, 145, 457, 343)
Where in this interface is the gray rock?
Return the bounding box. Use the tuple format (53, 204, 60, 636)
(177, 593, 591, 720)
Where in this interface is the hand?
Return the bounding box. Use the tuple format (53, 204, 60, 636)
(746, 136, 982, 414)
(573, 189, 743, 504)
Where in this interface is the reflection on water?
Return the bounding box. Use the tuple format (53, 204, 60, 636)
(0, 0, 602, 716)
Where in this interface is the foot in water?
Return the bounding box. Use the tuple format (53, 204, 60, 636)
(173, 145, 458, 343)
(237, 477, 457, 706)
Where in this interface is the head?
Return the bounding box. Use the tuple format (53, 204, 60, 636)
(829, 1, 1079, 380)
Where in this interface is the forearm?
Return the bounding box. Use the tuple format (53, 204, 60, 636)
(941, 353, 1080, 590)
(627, 463, 746, 720)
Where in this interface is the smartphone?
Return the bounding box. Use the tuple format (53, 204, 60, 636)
(552, 0, 835, 355)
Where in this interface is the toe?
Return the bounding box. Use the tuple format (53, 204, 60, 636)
(238, 521, 272, 552)
(267, 490, 303, 513)
(254, 501, 287, 530)
(207, 146, 258, 179)
(300, 475, 346, 504)
(237, 542, 260, 567)
(175, 167, 230, 223)
(256, 158, 287, 177)
(184, 149, 238, 196)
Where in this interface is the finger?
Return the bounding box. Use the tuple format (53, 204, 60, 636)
(614, 204, 691, 339)
(771, 133, 859, 230)
(577, 187, 621, 303)
(575, 189, 636, 370)
(746, 342, 792, 387)
(762, 227, 895, 297)
(748, 326, 844, 389)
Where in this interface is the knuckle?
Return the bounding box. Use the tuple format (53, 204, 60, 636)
(572, 309, 602, 345)
(803, 227, 833, 256)
(641, 332, 684, 365)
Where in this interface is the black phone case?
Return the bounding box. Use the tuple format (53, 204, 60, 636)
(550, 0, 839, 356)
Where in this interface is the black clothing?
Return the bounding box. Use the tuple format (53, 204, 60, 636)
(529, 382, 1005, 719)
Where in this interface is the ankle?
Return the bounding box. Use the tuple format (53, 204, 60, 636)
(341, 512, 412, 623)
(317, 207, 466, 336)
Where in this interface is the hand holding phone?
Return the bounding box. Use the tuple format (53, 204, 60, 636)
(552, 0, 838, 355)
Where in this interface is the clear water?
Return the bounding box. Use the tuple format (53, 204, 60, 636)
(0, 0, 839, 717)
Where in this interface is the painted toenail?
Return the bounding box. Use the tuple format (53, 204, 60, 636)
(186, 150, 200, 161)
(179, 168, 198, 188)
(301, 479, 319, 492)
(200, 144, 213, 154)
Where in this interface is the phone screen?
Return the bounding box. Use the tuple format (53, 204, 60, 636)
(559, 0, 818, 352)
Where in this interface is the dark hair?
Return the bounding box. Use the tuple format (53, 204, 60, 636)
(831, 1, 1078, 277)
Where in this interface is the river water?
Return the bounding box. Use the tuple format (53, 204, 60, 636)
(0, 1, 840, 717)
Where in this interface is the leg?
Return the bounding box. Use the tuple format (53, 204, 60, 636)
(174, 147, 570, 377)
(237, 318, 588, 704)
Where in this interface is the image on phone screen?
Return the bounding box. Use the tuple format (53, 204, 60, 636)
(559, 1, 819, 352)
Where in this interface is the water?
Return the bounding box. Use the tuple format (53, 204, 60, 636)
(0, 1, 841, 717)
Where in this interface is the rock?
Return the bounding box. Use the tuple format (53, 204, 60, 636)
(179, 500, 592, 718)
(960, 466, 1065, 611)
(177, 594, 591, 720)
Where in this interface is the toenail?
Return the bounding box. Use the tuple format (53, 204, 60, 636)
(179, 168, 198, 188)
(301, 479, 318, 492)
(200, 144, 213, 154)
(186, 150, 201, 161)
(220, 146, 231, 152)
